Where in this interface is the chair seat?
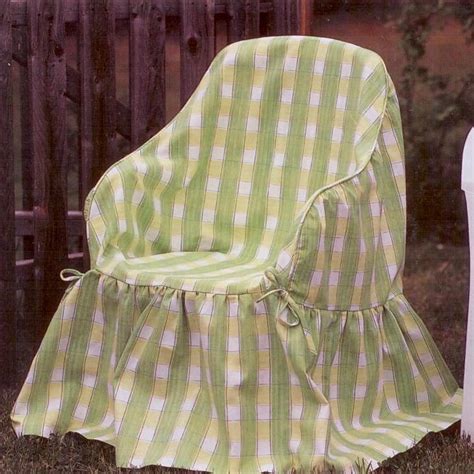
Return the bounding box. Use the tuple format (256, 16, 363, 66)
(99, 251, 271, 294)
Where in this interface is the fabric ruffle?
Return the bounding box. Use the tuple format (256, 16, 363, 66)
(11, 270, 461, 473)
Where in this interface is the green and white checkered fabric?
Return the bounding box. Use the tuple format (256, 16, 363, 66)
(12, 36, 461, 473)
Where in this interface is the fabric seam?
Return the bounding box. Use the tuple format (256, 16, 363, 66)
(88, 267, 401, 311)
(286, 60, 390, 294)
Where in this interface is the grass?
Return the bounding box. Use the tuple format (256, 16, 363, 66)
(1, 241, 473, 472)
(403, 241, 469, 385)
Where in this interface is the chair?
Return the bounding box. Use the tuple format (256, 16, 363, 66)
(462, 127, 474, 438)
(11, 36, 462, 473)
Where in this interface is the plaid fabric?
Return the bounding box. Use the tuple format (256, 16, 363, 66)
(12, 36, 461, 473)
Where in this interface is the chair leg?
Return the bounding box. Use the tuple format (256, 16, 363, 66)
(461, 128, 474, 438)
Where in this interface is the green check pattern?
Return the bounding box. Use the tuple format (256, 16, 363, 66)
(12, 36, 461, 472)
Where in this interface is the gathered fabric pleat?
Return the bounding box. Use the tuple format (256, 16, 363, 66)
(12, 271, 461, 473)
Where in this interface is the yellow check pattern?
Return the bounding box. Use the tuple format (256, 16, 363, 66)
(12, 36, 461, 472)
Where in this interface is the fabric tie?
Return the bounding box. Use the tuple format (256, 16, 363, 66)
(257, 270, 316, 355)
(60, 268, 85, 283)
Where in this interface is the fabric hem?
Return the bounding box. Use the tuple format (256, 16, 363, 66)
(89, 268, 403, 313)
(12, 410, 462, 474)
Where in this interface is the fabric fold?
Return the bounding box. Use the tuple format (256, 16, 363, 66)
(11, 274, 461, 473)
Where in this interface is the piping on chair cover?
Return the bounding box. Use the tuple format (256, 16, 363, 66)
(11, 36, 462, 473)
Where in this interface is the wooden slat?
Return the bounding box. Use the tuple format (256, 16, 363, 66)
(77, 3, 90, 270)
(226, 0, 260, 43)
(179, 0, 216, 104)
(12, 27, 131, 140)
(78, 0, 93, 273)
(299, 0, 312, 35)
(27, 0, 68, 343)
(79, 1, 117, 271)
(11, 0, 274, 26)
(20, 59, 34, 263)
(20, 59, 32, 209)
(79, 0, 116, 193)
(271, 0, 300, 35)
(19, 59, 35, 373)
(66, 57, 130, 141)
(0, 0, 16, 386)
(130, 0, 166, 149)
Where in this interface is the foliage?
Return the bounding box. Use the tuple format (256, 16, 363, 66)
(393, 0, 473, 243)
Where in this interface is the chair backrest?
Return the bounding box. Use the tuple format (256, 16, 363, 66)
(132, 36, 391, 257)
(87, 36, 399, 277)
(462, 127, 474, 437)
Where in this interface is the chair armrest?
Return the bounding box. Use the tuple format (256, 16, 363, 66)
(275, 147, 405, 311)
(272, 78, 406, 311)
(83, 133, 172, 267)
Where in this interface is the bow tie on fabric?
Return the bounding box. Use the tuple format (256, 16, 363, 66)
(60, 268, 85, 283)
(257, 269, 317, 356)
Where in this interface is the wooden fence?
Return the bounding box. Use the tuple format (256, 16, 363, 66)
(0, 0, 312, 386)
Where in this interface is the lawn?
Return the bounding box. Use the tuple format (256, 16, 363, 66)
(1, 241, 473, 473)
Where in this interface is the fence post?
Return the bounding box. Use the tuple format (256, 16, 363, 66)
(27, 0, 68, 344)
(461, 127, 474, 437)
(78, 0, 116, 202)
(0, 0, 15, 386)
(79, 0, 116, 270)
(129, 0, 166, 149)
(179, 0, 215, 104)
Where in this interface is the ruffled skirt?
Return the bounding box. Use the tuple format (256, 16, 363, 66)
(11, 270, 461, 473)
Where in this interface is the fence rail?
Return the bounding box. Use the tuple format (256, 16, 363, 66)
(0, 0, 311, 386)
(9, 0, 276, 25)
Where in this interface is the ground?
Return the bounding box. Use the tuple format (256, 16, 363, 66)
(1, 241, 473, 473)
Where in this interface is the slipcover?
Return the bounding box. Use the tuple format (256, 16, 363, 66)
(11, 36, 462, 473)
